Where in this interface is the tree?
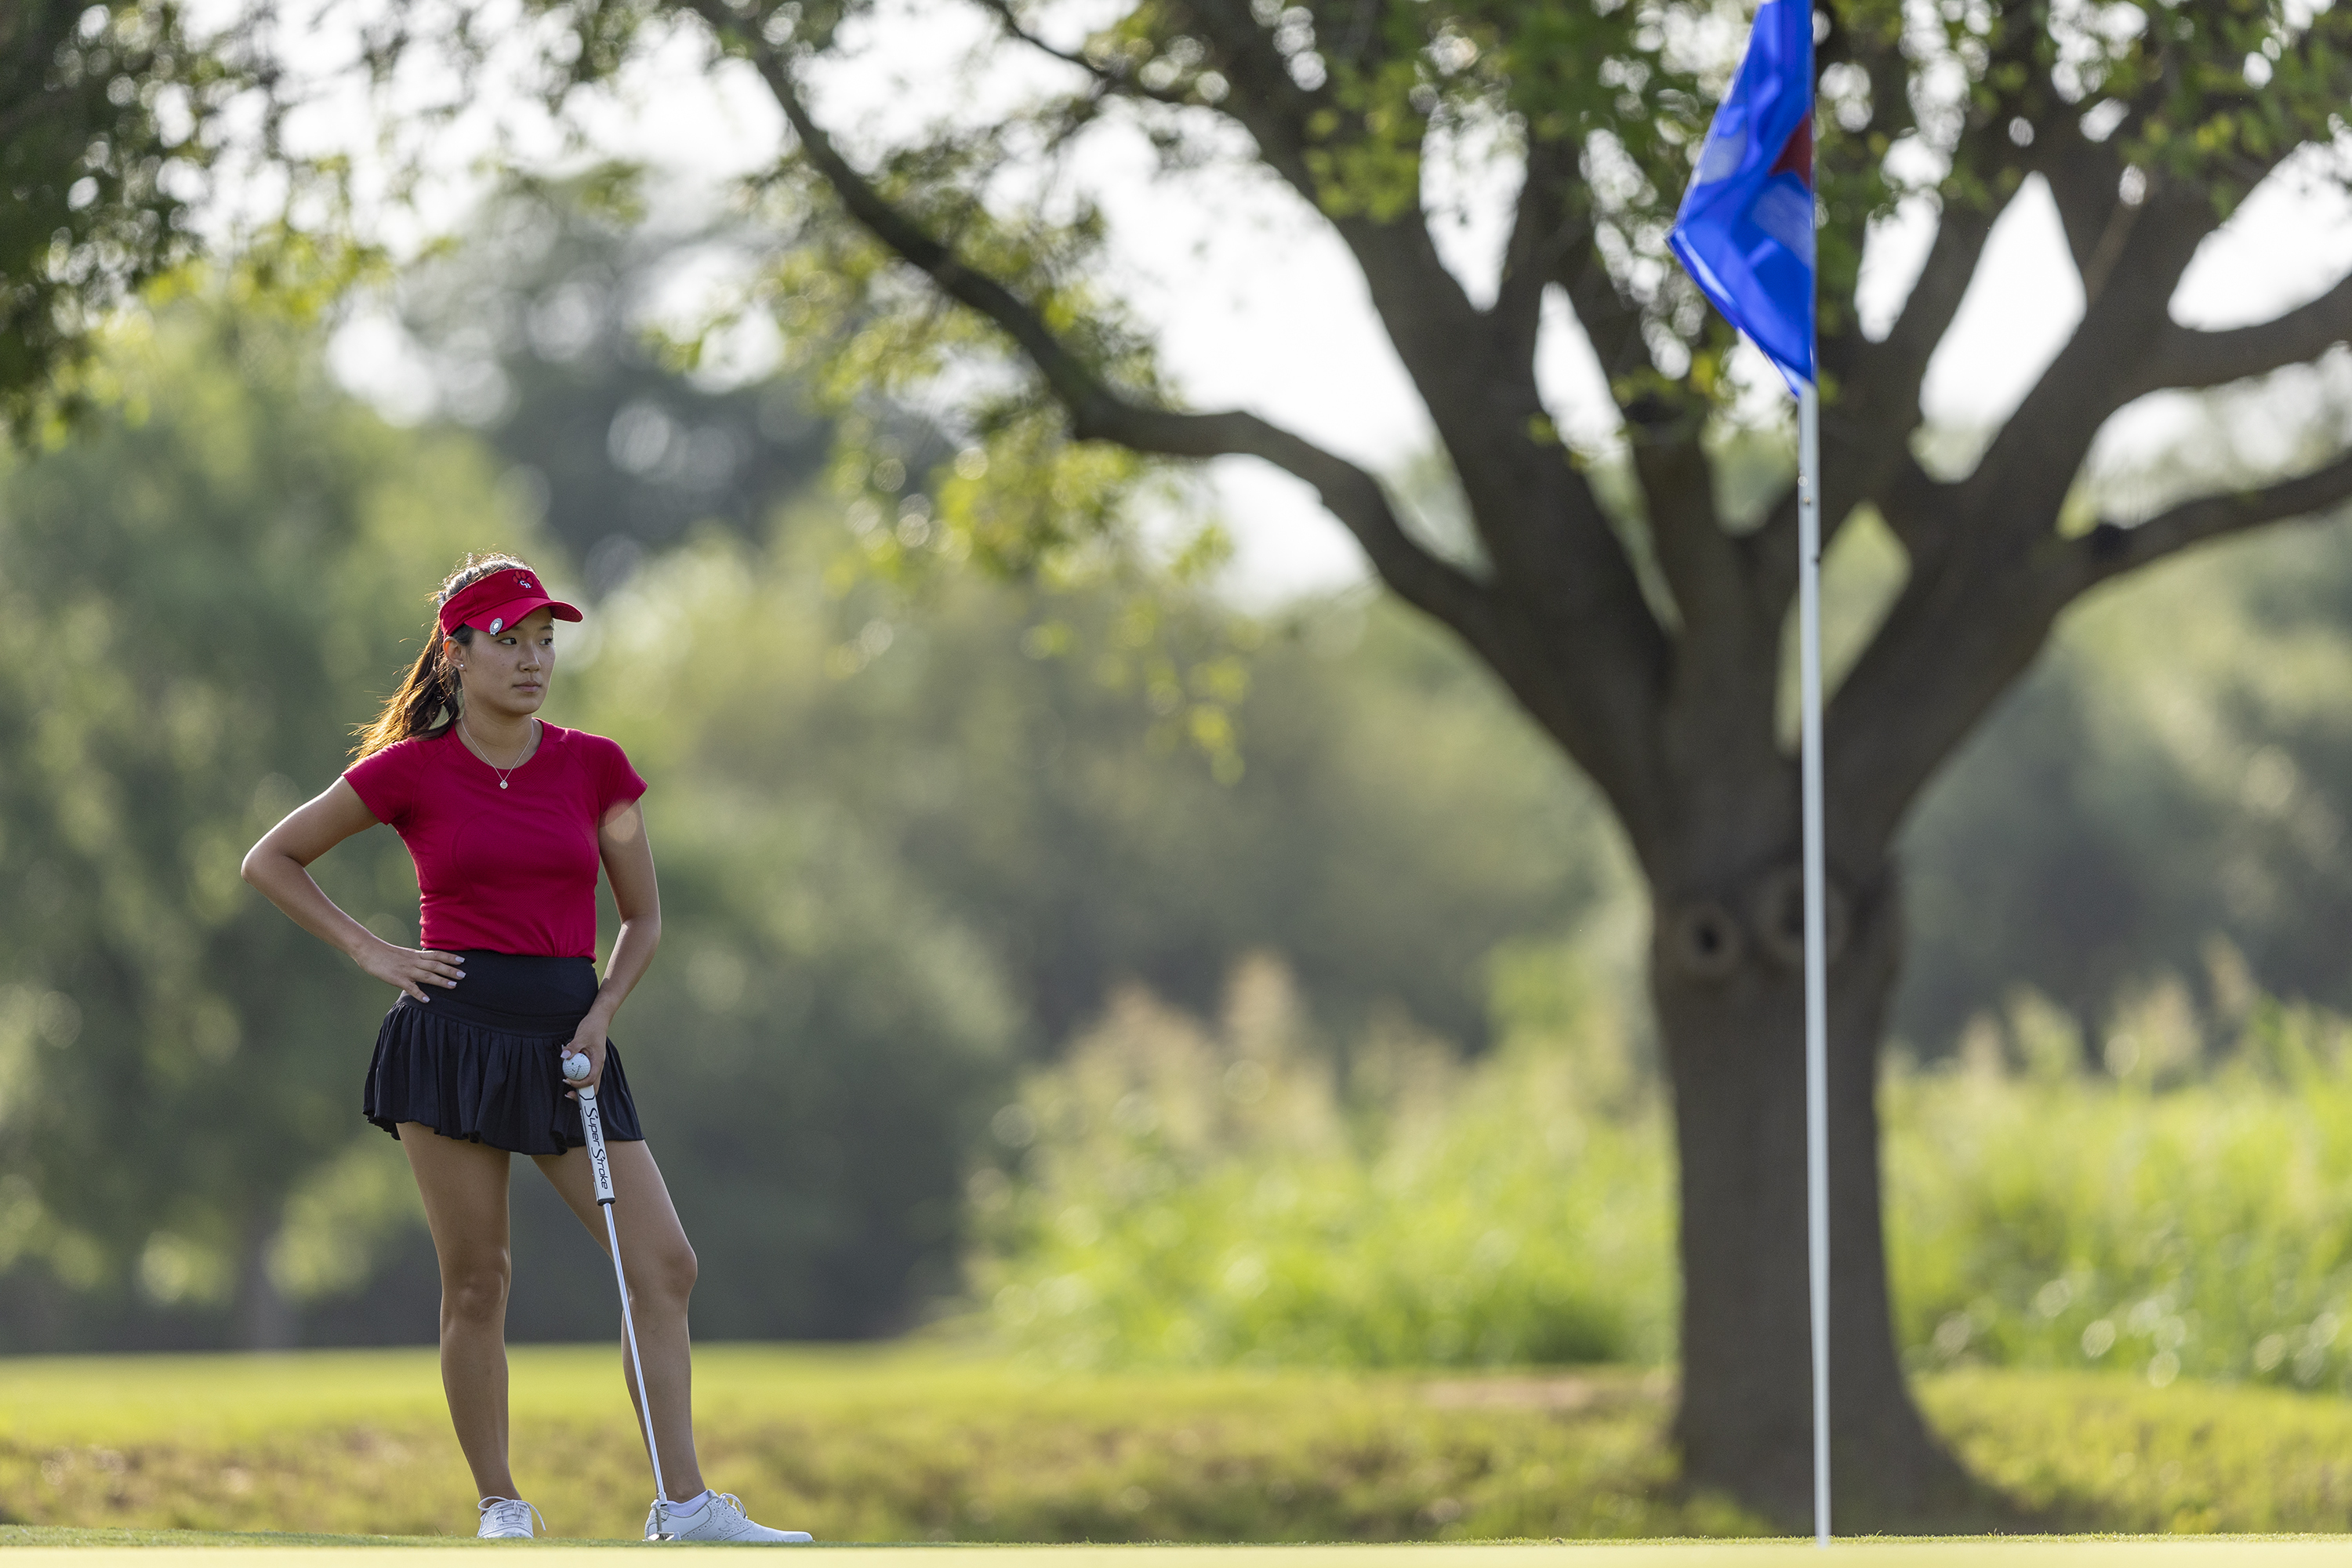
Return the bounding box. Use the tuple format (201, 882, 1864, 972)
(488, 0, 2352, 1519)
(0, 2, 290, 438)
(394, 179, 837, 585)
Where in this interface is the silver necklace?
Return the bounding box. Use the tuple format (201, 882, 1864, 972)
(460, 717, 535, 789)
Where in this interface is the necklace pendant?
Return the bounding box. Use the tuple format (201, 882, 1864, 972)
(499, 780, 509, 789)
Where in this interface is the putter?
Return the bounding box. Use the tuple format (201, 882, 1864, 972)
(568, 1054, 676, 1541)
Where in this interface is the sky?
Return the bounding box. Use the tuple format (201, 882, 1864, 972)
(286, 1, 2352, 604)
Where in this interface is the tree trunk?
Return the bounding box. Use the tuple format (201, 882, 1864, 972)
(1652, 855, 1982, 1526)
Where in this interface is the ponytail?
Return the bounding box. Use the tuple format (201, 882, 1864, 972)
(352, 550, 538, 760)
(350, 629, 470, 758)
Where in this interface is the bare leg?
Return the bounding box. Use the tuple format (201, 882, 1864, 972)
(398, 1125, 521, 1501)
(534, 1139, 706, 1499)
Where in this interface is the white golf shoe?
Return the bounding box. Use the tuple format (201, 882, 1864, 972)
(476, 1497, 546, 1538)
(647, 1490, 811, 1543)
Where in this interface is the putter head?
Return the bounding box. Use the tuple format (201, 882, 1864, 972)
(644, 1498, 675, 1542)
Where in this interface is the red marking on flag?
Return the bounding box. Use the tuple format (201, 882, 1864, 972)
(1770, 118, 1813, 187)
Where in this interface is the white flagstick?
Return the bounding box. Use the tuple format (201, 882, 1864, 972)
(1797, 379, 1831, 1547)
(576, 1078, 674, 1539)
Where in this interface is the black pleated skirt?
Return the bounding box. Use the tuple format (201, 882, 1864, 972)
(364, 949, 644, 1155)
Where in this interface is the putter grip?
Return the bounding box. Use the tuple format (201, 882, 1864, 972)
(579, 1087, 616, 1205)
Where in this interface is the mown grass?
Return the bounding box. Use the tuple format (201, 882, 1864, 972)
(1922, 1369, 2352, 1533)
(9, 1348, 2352, 1543)
(0, 1348, 1739, 1543)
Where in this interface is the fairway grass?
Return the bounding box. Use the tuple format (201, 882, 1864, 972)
(9, 1348, 2352, 1541)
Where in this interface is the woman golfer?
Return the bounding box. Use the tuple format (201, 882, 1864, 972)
(242, 553, 806, 1544)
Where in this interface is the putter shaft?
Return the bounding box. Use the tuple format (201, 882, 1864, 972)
(579, 1084, 673, 1531)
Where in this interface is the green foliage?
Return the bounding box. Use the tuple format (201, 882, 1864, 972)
(977, 952, 2352, 1396)
(2086, 0, 2347, 205)
(635, 0, 2351, 454)
(0, 296, 1014, 1348)
(971, 950, 1672, 1370)
(1889, 996, 2352, 1398)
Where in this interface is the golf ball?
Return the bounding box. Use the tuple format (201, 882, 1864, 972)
(561, 1052, 592, 1083)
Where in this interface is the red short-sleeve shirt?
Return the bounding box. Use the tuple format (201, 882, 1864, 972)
(343, 724, 648, 958)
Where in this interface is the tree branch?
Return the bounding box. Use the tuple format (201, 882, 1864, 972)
(2072, 447, 2352, 587)
(1492, 136, 1579, 373)
(1628, 412, 1736, 630)
(682, 0, 1500, 648)
(1875, 448, 1955, 572)
(1951, 187, 2220, 533)
(2138, 270, 2352, 394)
(956, 0, 1639, 633)
(681, 0, 1686, 830)
(1820, 127, 2336, 860)
(1552, 233, 1650, 387)
(1831, 442, 2352, 858)
(1819, 182, 2007, 408)
(968, 0, 1198, 109)
(1178, 0, 1328, 195)
(1752, 186, 2014, 612)
(1628, 412, 1784, 771)
(1106, 21, 1633, 612)
(2037, 124, 2138, 306)
(1166, 9, 1679, 812)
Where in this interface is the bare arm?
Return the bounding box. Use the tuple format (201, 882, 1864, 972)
(562, 799, 661, 1090)
(240, 779, 468, 1003)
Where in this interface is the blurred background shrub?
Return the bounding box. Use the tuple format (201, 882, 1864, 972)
(967, 953, 1671, 1370)
(1887, 995, 2352, 1393)
(972, 964, 2352, 1396)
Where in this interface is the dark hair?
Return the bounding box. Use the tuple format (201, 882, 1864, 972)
(352, 551, 540, 760)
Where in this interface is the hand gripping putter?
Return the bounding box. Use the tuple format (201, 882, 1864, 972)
(564, 1052, 677, 1541)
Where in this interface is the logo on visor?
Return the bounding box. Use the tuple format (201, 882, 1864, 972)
(489, 617, 504, 634)
(518, 577, 533, 590)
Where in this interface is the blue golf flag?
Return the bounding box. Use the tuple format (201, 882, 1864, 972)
(1668, 0, 1817, 390)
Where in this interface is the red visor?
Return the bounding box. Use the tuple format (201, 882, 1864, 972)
(437, 568, 583, 637)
